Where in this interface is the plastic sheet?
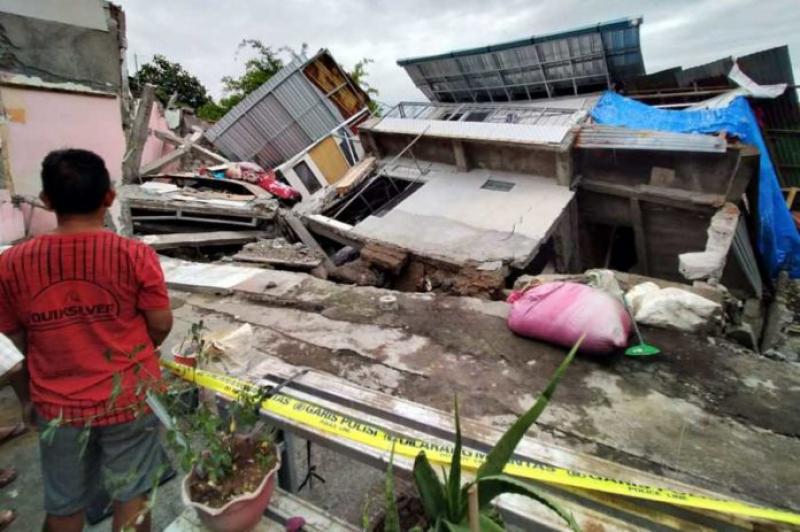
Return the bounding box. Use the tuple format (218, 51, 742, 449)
(591, 91, 800, 278)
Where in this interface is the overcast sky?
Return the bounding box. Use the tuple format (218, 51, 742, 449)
(117, 0, 800, 105)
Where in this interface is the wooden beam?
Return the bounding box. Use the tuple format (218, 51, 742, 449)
(153, 129, 229, 164)
(580, 180, 721, 213)
(191, 143, 229, 164)
(283, 212, 336, 271)
(335, 156, 375, 196)
(138, 145, 189, 176)
(122, 84, 155, 184)
(629, 197, 649, 275)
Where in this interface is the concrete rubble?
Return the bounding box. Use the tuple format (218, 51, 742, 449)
(158, 259, 800, 514)
(233, 237, 322, 270)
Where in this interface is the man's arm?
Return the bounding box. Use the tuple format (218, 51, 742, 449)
(5, 330, 32, 425)
(135, 245, 172, 350)
(142, 308, 173, 349)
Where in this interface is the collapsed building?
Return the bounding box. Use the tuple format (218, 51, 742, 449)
(0, 6, 799, 531)
(0, 0, 129, 241)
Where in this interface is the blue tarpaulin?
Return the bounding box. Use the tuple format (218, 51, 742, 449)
(591, 91, 800, 279)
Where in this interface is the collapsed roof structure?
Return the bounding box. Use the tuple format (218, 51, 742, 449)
(397, 17, 645, 102)
(205, 50, 372, 197)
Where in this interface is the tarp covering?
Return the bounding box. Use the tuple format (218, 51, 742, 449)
(591, 91, 800, 279)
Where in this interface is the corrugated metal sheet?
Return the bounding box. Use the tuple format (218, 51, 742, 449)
(205, 50, 367, 169)
(576, 125, 727, 153)
(397, 18, 644, 103)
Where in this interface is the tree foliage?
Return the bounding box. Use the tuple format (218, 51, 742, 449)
(197, 40, 286, 122)
(131, 54, 210, 109)
(348, 58, 381, 115)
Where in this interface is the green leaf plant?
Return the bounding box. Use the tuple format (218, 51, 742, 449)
(381, 336, 584, 532)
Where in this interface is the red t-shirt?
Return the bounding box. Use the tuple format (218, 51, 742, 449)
(0, 231, 169, 426)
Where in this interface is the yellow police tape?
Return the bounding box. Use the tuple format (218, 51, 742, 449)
(162, 360, 800, 526)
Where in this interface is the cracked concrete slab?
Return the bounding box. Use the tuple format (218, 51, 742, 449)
(165, 269, 800, 513)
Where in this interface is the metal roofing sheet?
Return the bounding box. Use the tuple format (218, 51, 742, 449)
(204, 50, 366, 168)
(576, 125, 727, 153)
(397, 17, 644, 103)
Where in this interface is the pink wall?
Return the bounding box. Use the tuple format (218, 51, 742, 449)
(141, 103, 177, 171)
(0, 87, 180, 244)
(1, 86, 126, 197)
(0, 86, 125, 243)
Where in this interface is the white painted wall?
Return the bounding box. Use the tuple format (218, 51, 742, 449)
(0, 0, 108, 30)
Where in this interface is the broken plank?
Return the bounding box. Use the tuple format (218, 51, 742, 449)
(139, 145, 189, 176)
(153, 129, 229, 164)
(139, 230, 263, 250)
(283, 212, 336, 271)
(191, 143, 229, 164)
(335, 156, 375, 196)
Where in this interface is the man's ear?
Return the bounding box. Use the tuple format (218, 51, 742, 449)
(103, 188, 116, 207)
(39, 190, 53, 211)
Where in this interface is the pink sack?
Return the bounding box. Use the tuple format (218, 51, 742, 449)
(507, 282, 631, 354)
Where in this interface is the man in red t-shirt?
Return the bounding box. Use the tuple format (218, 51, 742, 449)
(0, 149, 173, 532)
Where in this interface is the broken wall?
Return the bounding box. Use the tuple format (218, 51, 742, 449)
(140, 104, 178, 172)
(576, 145, 760, 295)
(0, 87, 126, 242)
(363, 130, 561, 179)
(0, 5, 121, 93)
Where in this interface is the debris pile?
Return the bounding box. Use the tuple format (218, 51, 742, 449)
(233, 237, 322, 270)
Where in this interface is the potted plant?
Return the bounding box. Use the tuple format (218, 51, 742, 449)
(374, 338, 584, 531)
(159, 382, 281, 532)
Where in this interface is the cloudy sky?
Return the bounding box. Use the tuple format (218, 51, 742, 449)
(117, 0, 800, 105)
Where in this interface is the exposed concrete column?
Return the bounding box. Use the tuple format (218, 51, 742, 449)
(122, 84, 155, 184)
(629, 197, 650, 276)
(453, 140, 469, 172)
(553, 197, 581, 273)
(360, 130, 382, 159)
(555, 149, 573, 187)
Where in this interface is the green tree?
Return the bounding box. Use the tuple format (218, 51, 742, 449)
(131, 54, 210, 109)
(222, 39, 284, 97)
(197, 40, 286, 122)
(348, 58, 381, 115)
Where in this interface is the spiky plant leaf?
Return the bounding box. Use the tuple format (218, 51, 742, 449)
(384, 445, 401, 532)
(476, 336, 583, 480)
(475, 474, 580, 531)
(413, 451, 448, 522)
(447, 397, 463, 522)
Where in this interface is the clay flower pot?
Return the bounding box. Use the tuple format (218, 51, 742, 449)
(181, 455, 281, 532)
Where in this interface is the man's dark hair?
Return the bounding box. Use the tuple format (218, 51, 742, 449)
(41, 149, 111, 214)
